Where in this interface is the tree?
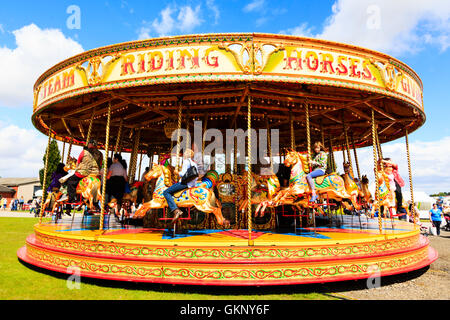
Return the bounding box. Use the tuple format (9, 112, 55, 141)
(39, 140, 61, 199)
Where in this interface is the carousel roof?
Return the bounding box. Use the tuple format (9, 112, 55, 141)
(31, 33, 425, 153)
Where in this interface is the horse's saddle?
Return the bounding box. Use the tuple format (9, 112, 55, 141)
(174, 189, 188, 198)
(314, 173, 335, 185)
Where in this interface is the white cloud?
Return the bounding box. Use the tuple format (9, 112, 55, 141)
(206, 0, 220, 25)
(283, 0, 450, 56)
(0, 24, 4, 34)
(243, 0, 265, 13)
(0, 124, 47, 177)
(152, 5, 176, 36)
(0, 24, 84, 108)
(178, 5, 203, 31)
(138, 4, 204, 38)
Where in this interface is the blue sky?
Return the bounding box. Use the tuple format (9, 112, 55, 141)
(0, 0, 449, 194)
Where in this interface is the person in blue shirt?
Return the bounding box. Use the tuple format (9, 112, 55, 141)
(429, 203, 444, 236)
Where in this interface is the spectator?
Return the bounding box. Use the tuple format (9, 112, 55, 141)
(106, 154, 128, 206)
(30, 198, 37, 215)
(19, 196, 24, 210)
(429, 203, 444, 236)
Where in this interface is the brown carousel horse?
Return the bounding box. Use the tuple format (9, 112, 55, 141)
(256, 150, 354, 215)
(133, 164, 229, 227)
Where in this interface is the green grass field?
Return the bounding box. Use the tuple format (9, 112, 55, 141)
(0, 217, 337, 300)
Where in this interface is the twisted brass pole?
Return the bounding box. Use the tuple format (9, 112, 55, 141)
(85, 108, 96, 146)
(351, 132, 361, 181)
(405, 129, 417, 226)
(129, 129, 141, 184)
(66, 136, 73, 163)
(343, 116, 354, 175)
(328, 136, 335, 172)
(176, 100, 183, 170)
(290, 107, 295, 150)
(305, 102, 311, 166)
(372, 110, 383, 233)
(99, 103, 111, 231)
(39, 125, 52, 224)
(61, 141, 66, 163)
(247, 96, 253, 246)
(114, 119, 124, 153)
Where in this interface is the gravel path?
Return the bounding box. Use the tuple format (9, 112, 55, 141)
(324, 228, 450, 300)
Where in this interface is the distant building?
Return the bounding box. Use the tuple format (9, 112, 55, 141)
(0, 178, 41, 206)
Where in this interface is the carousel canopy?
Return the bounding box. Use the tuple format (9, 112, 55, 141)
(32, 33, 424, 153)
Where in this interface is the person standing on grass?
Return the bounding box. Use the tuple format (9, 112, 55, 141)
(429, 203, 444, 236)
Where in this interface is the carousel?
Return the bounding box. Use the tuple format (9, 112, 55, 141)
(18, 33, 437, 286)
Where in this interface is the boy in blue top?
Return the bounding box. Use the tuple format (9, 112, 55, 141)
(429, 203, 444, 236)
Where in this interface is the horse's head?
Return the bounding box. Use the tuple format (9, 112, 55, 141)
(361, 175, 369, 185)
(144, 165, 163, 181)
(64, 156, 77, 171)
(284, 150, 300, 167)
(343, 161, 351, 173)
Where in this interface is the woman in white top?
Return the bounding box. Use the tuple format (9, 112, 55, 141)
(163, 149, 198, 223)
(106, 154, 128, 204)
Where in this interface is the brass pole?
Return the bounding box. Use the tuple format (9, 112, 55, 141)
(114, 119, 124, 153)
(85, 108, 96, 146)
(247, 96, 253, 246)
(305, 102, 311, 167)
(289, 107, 295, 150)
(343, 115, 354, 175)
(99, 103, 111, 230)
(129, 129, 141, 184)
(61, 141, 66, 163)
(39, 124, 52, 224)
(372, 109, 383, 233)
(351, 132, 361, 181)
(66, 136, 73, 163)
(405, 129, 417, 226)
(176, 100, 183, 170)
(138, 152, 143, 181)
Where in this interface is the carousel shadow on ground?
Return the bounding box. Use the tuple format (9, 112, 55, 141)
(18, 258, 430, 300)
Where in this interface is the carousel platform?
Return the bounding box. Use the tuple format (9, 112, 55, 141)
(17, 214, 437, 286)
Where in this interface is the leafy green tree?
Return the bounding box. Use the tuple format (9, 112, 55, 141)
(39, 140, 61, 199)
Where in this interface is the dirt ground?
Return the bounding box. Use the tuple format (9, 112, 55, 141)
(324, 227, 450, 300)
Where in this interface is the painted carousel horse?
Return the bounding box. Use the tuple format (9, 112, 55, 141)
(108, 181, 145, 219)
(133, 164, 229, 226)
(341, 161, 362, 211)
(256, 150, 353, 216)
(54, 156, 102, 212)
(370, 168, 394, 218)
(237, 171, 281, 217)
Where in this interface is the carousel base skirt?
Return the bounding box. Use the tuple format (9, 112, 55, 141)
(17, 214, 437, 286)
